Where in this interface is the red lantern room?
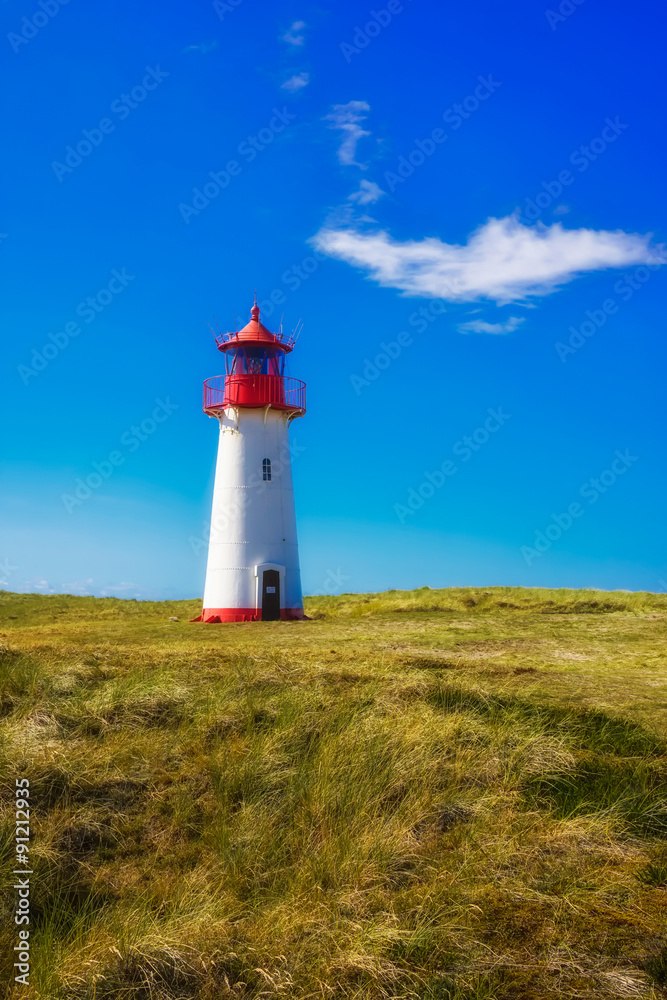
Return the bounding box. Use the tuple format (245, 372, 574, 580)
(203, 301, 306, 415)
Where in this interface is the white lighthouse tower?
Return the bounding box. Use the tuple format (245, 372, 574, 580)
(193, 299, 306, 623)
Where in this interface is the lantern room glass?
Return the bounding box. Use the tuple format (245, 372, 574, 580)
(225, 347, 285, 376)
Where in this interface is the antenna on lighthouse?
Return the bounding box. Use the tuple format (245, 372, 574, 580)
(292, 319, 304, 347)
(209, 317, 223, 347)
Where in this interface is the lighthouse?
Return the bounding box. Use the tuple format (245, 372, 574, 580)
(193, 300, 306, 623)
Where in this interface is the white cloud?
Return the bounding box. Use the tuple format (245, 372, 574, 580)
(458, 316, 525, 335)
(348, 180, 384, 205)
(553, 204, 571, 216)
(282, 20, 306, 45)
(312, 215, 657, 304)
(100, 582, 140, 597)
(24, 577, 54, 593)
(98, 583, 144, 599)
(183, 41, 218, 54)
(281, 72, 310, 92)
(62, 577, 95, 595)
(324, 101, 371, 167)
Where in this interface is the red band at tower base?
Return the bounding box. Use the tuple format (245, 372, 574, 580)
(190, 608, 305, 623)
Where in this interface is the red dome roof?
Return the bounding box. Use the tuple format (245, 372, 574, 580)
(214, 300, 294, 354)
(237, 303, 281, 343)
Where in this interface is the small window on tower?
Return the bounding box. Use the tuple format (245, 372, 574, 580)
(262, 458, 272, 482)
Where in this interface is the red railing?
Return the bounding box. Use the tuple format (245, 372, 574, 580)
(203, 375, 306, 414)
(214, 328, 296, 351)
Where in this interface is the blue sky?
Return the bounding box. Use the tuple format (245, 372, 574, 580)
(1, 0, 665, 600)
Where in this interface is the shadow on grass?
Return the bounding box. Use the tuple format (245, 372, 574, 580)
(426, 684, 664, 757)
(426, 683, 667, 838)
(64, 945, 282, 1000)
(645, 947, 667, 988)
(524, 759, 667, 837)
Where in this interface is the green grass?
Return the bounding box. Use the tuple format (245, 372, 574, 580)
(0, 585, 666, 999)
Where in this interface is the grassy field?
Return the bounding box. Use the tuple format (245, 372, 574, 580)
(1, 585, 666, 999)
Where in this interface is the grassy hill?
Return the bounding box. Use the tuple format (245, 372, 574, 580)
(1, 586, 666, 999)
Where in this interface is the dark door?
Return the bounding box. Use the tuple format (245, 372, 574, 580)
(262, 570, 280, 621)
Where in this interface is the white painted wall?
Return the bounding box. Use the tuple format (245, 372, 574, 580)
(202, 406, 303, 614)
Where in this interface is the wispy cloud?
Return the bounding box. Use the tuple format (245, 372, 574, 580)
(324, 101, 371, 167)
(312, 215, 658, 304)
(348, 179, 384, 205)
(282, 20, 306, 46)
(183, 41, 218, 54)
(100, 582, 142, 598)
(61, 577, 95, 595)
(458, 316, 525, 334)
(281, 72, 310, 92)
(23, 577, 54, 593)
